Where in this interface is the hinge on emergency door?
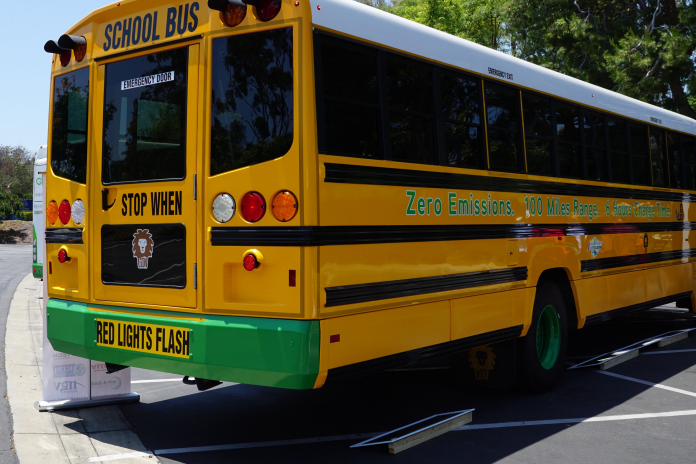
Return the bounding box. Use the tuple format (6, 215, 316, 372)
(194, 263, 197, 289)
(193, 174, 197, 200)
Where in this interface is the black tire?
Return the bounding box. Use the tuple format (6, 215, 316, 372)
(517, 279, 568, 393)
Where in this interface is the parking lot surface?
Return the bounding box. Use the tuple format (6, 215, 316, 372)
(114, 305, 696, 464)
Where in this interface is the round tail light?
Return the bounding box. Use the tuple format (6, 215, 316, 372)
(212, 193, 236, 223)
(58, 200, 71, 225)
(243, 254, 259, 271)
(257, 0, 281, 21)
(240, 192, 266, 223)
(58, 249, 68, 264)
(60, 49, 71, 67)
(223, 1, 247, 26)
(271, 190, 298, 222)
(71, 199, 85, 225)
(46, 201, 59, 225)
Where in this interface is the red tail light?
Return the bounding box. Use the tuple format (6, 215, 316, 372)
(257, 0, 281, 21)
(58, 200, 71, 225)
(58, 249, 68, 264)
(241, 192, 266, 223)
(243, 254, 259, 271)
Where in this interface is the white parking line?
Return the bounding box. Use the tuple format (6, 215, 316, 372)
(642, 349, 696, 355)
(90, 409, 696, 461)
(454, 410, 696, 430)
(594, 370, 696, 398)
(131, 379, 182, 384)
(89, 451, 153, 462)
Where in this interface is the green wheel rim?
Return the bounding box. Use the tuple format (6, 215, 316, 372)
(536, 304, 561, 370)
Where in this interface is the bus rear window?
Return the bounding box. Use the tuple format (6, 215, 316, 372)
(51, 67, 89, 184)
(210, 28, 294, 176)
(102, 48, 188, 184)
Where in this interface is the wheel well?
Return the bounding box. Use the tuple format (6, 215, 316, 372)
(538, 268, 579, 330)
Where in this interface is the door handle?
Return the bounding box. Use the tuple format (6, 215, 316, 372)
(102, 188, 116, 211)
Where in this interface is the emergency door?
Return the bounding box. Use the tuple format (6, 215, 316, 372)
(92, 43, 199, 309)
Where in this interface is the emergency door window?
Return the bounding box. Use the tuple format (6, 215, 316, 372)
(102, 47, 188, 184)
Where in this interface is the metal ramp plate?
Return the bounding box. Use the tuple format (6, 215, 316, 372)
(568, 328, 696, 370)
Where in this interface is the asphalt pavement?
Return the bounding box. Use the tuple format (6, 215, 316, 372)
(0, 244, 30, 464)
(2, 245, 696, 463)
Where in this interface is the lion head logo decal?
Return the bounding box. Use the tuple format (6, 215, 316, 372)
(468, 345, 496, 381)
(132, 229, 154, 269)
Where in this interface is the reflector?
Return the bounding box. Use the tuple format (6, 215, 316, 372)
(58, 249, 68, 264)
(243, 254, 259, 271)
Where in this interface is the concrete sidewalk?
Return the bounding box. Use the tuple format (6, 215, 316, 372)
(4, 274, 158, 464)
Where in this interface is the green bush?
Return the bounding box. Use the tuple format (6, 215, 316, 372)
(0, 192, 22, 219)
(17, 211, 32, 221)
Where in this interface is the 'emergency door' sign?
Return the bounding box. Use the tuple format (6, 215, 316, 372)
(121, 71, 175, 91)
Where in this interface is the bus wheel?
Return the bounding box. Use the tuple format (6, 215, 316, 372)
(518, 280, 568, 393)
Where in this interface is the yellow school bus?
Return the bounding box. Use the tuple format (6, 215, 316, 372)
(44, 0, 696, 392)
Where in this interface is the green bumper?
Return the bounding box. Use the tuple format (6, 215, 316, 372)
(47, 298, 320, 389)
(32, 263, 43, 279)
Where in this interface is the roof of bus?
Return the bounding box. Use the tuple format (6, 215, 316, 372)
(311, 0, 696, 136)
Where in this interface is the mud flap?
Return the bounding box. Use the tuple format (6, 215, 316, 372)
(452, 338, 516, 389)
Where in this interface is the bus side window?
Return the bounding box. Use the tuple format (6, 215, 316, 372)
(582, 111, 607, 182)
(554, 102, 582, 179)
(682, 136, 696, 190)
(629, 124, 651, 185)
(316, 36, 381, 160)
(385, 56, 437, 165)
(439, 72, 483, 169)
(667, 132, 682, 188)
(522, 93, 553, 176)
(607, 117, 629, 184)
(485, 82, 523, 172)
(650, 128, 668, 187)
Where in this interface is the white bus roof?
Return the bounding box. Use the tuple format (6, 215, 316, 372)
(35, 145, 47, 166)
(312, 0, 696, 136)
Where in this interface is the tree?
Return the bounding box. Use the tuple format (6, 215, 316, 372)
(384, 0, 510, 52)
(506, 0, 696, 118)
(0, 145, 35, 200)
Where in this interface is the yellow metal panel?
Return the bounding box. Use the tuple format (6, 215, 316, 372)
(451, 291, 513, 341)
(46, 244, 90, 302)
(572, 276, 609, 323)
(321, 301, 450, 370)
(506, 239, 519, 266)
(646, 263, 693, 301)
(607, 271, 647, 310)
(204, 245, 301, 316)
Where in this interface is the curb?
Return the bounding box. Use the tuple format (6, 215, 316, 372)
(4, 274, 159, 463)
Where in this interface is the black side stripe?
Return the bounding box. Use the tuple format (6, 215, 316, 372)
(325, 267, 527, 307)
(581, 249, 696, 272)
(211, 222, 691, 247)
(325, 163, 694, 203)
(325, 325, 523, 383)
(45, 228, 83, 244)
(584, 292, 692, 326)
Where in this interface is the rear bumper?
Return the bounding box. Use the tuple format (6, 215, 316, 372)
(32, 263, 43, 279)
(46, 298, 320, 389)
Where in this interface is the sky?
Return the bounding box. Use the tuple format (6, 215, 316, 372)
(0, 1, 110, 152)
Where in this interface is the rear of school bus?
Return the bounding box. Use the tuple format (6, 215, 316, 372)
(46, 0, 325, 389)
